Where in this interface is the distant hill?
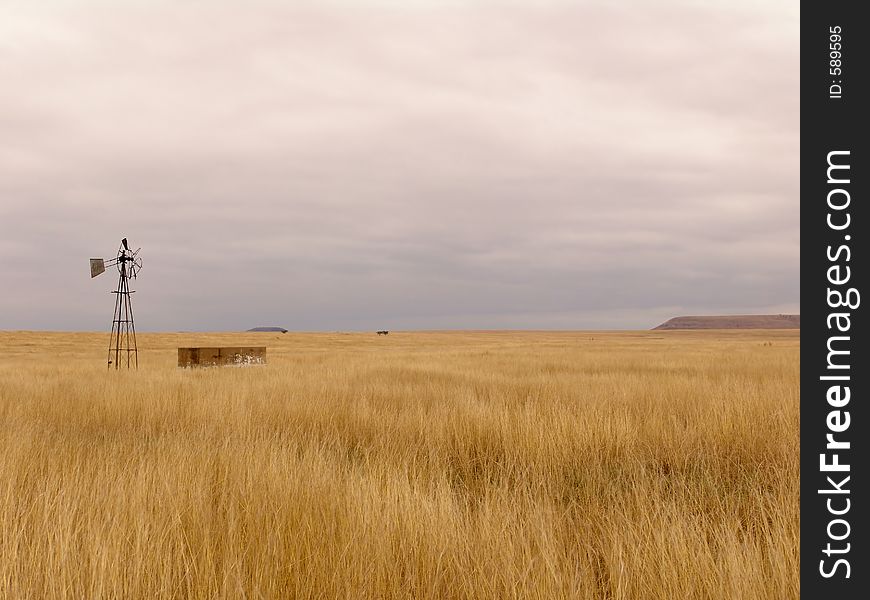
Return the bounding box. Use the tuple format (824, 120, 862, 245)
(247, 327, 288, 333)
(653, 314, 800, 330)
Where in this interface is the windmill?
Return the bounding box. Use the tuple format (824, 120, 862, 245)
(90, 238, 142, 369)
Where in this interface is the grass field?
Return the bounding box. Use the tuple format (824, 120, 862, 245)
(0, 330, 799, 599)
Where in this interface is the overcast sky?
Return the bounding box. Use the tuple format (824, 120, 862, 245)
(1, 0, 798, 331)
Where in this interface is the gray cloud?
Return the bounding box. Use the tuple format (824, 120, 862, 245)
(0, 1, 798, 330)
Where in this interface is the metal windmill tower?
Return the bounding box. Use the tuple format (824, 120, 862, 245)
(90, 238, 143, 369)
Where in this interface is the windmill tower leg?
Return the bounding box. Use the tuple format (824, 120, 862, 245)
(108, 271, 123, 369)
(125, 276, 138, 368)
(122, 273, 129, 368)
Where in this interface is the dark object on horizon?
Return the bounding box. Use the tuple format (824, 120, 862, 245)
(653, 314, 800, 330)
(247, 327, 288, 333)
(377, 330, 389, 335)
(90, 238, 143, 369)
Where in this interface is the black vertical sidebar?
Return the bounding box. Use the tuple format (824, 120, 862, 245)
(802, 3, 867, 597)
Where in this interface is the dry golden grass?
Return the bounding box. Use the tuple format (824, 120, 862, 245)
(0, 330, 798, 599)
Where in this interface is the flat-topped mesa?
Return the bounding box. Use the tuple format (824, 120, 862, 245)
(653, 314, 800, 330)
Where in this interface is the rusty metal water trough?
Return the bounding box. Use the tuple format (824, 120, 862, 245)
(178, 347, 266, 368)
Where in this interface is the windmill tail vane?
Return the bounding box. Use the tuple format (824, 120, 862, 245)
(90, 238, 143, 369)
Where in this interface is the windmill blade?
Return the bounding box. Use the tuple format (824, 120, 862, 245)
(122, 238, 129, 250)
(89, 258, 106, 278)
